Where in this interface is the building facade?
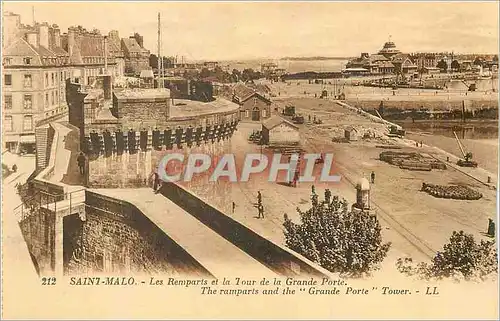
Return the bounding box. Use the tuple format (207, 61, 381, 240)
(121, 36, 150, 76)
(2, 15, 71, 153)
(2, 11, 126, 153)
(232, 83, 272, 122)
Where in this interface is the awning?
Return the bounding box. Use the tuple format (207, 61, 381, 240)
(19, 135, 36, 144)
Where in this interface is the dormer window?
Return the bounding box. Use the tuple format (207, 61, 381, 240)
(3, 58, 12, 65)
(253, 96, 258, 106)
(23, 57, 32, 65)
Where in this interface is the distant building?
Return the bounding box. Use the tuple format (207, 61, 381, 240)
(232, 83, 271, 122)
(121, 36, 150, 76)
(344, 126, 359, 141)
(346, 38, 417, 75)
(261, 115, 299, 145)
(378, 39, 401, 59)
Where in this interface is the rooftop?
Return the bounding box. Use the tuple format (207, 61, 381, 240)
(262, 115, 298, 130)
(114, 88, 171, 100)
(169, 98, 239, 119)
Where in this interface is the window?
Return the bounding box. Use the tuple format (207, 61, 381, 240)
(23, 57, 31, 65)
(51, 91, 54, 105)
(45, 73, 49, 87)
(45, 93, 49, 107)
(4, 74, 12, 85)
(3, 58, 12, 65)
(60, 71, 63, 81)
(23, 115, 33, 131)
(51, 73, 55, 86)
(24, 74, 32, 87)
(245, 110, 250, 118)
(262, 109, 267, 118)
(253, 97, 258, 106)
(4, 95, 12, 109)
(55, 91, 58, 102)
(4, 116, 13, 132)
(23, 95, 32, 109)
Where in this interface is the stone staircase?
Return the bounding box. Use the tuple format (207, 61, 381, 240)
(35, 125, 52, 170)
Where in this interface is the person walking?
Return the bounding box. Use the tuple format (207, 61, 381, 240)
(370, 171, 375, 184)
(151, 171, 160, 194)
(77, 152, 86, 175)
(232, 201, 236, 214)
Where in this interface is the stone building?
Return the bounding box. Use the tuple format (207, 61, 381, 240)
(232, 83, 271, 122)
(2, 15, 71, 153)
(121, 36, 150, 76)
(60, 26, 122, 85)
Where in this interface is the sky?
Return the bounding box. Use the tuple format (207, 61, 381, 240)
(3, 1, 499, 61)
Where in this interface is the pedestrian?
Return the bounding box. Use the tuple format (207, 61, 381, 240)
(415, 142, 418, 147)
(77, 152, 86, 175)
(258, 204, 265, 219)
(420, 141, 423, 147)
(257, 191, 262, 204)
(151, 171, 160, 194)
(11, 164, 17, 172)
(232, 201, 236, 213)
(370, 171, 375, 184)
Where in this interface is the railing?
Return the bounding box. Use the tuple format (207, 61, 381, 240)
(14, 188, 87, 223)
(13, 190, 62, 222)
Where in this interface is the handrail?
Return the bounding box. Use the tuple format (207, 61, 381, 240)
(13, 189, 61, 211)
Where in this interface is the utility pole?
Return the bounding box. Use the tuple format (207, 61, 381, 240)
(157, 12, 162, 89)
(32, 6, 35, 25)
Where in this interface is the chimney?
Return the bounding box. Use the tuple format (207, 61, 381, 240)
(54, 28, 61, 47)
(68, 27, 75, 57)
(104, 36, 108, 72)
(26, 31, 38, 47)
(39, 23, 49, 48)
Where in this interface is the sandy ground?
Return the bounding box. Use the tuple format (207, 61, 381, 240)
(228, 97, 497, 268)
(265, 78, 497, 103)
(406, 133, 498, 175)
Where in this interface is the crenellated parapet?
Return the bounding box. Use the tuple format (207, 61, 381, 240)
(83, 120, 239, 157)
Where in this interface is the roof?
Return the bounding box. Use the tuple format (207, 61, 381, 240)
(345, 126, 358, 132)
(232, 83, 272, 104)
(169, 98, 239, 120)
(376, 61, 395, 68)
(369, 54, 389, 62)
(262, 115, 299, 130)
(343, 68, 369, 72)
(114, 88, 170, 100)
(122, 37, 149, 54)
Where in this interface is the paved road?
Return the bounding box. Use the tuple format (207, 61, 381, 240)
(93, 188, 277, 279)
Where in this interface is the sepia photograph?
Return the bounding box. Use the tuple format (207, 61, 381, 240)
(1, 1, 499, 319)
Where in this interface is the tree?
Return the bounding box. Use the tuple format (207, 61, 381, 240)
(436, 59, 448, 72)
(149, 54, 158, 69)
(396, 230, 498, 281)
(451, 60, 460, 72)
(473, 57, 483, 66)
(283, 186, 391, 276)
(199, 68, 211, 79)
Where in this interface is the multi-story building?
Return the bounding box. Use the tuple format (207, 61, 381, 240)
(2, 15, 71, 153)
(345, 38, 417, 76)
(61, 26, 121, 85)
(2, 12, 125, 153)
(121, 35, 150, 76)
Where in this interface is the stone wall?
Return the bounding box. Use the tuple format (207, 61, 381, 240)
(160, 182, 328, 278)
(115, 96, 170, 129)
(19, 207, 56, 275)
(64, 191, 212, 276)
